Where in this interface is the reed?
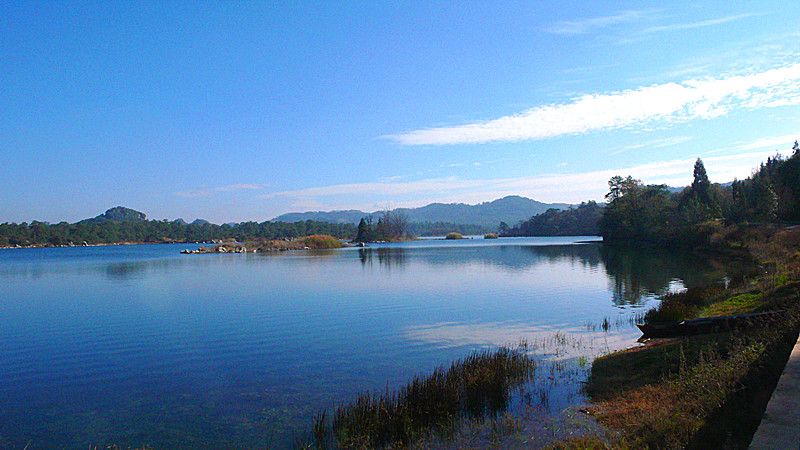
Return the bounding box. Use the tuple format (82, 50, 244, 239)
(311, 344, 536, 448)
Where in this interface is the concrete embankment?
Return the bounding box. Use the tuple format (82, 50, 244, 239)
(749, 331, 800, 449)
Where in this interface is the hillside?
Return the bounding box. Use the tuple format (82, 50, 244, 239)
(272, 196, 570, 227)
(83, 206, 147, 223)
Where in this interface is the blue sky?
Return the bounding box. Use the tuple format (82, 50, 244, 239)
(3, 1, 800, 224)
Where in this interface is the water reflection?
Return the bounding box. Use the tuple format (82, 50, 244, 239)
(358, 247, 406, 268)
(600, 246, 732, 306)
(0, 240, 751, 448)
(105, 261, 148, 280)
(357, 243, 602, 272)
(356, 242, 734, 307)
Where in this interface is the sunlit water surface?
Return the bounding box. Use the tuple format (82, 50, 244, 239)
(0, 237, 734, 448)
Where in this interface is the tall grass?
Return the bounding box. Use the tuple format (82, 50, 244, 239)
(643, 286, 722, 323)
(309, 344, 536, 448)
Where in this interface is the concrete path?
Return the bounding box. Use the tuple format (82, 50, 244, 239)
(749, 332, 800, 449)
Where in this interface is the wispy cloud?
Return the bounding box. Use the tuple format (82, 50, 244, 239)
(546, 10, 658, 35)
(175, 183, 264, 198)
(261, 178, 487, 200)
(642, 13, 760, 34)
(261, 149, 794, 209)
(613, 136, 693, 154)
(387, 64, 800, 146)
(733, 133, 800, 152)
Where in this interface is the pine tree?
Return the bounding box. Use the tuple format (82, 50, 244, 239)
(692, 158, 711, 203)
(355, 218, 369, 242)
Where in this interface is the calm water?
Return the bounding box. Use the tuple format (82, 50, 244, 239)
(0, 237, 733, 448)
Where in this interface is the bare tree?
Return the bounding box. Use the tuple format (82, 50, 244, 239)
(380, 209, 410, 239)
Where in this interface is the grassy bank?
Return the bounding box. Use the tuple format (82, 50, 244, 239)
(558, 224, 800, 449)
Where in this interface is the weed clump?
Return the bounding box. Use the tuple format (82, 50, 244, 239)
(644, 286, 722, 323)
(309, 344, 535, 448)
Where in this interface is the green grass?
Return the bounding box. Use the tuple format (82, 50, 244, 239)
(703, 292, 763, 316)
(586, 334, 733, 401)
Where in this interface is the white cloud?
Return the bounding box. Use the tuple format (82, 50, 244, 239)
(261, 178, 487, 200)
(613, 136, 693, 154)
(175, 183, 264, 198)
(261, 149, 792, 210)
(546, 10, 657, 35)
(734, 133, 800, 151)
(642, 13, 760, 34)
(388, 64, 800, 146)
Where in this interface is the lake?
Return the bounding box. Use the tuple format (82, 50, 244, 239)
(0, 237, 734, 448)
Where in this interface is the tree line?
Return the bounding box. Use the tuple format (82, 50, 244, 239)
(500, 201, 603, 237)
(499, 141, 800, 243)
(0, 219, 357, 247)
(600, 142, 800, 246)
(354, 210, 411, 242)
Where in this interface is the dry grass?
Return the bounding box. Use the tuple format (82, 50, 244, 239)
(257, 235, 346, 251)
(305, 344, 536, 449)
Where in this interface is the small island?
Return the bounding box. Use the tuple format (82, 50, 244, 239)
(181, 235, 346, 254)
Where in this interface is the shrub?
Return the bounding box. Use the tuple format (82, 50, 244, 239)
(299, 234, 345, 249)
(445, 232, 464, 240)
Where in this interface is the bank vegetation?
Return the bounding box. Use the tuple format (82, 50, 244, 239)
(553, 143, 800, 449)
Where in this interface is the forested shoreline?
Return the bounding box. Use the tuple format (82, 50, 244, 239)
(500, 201, 603, 237)
(0, 218, 357, 248)
(600, 144, 800, 247)
(5, 142, 799, 249)
(504, 142, 800, 242)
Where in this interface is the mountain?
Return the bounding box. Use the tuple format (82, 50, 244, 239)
(272, 210, 373, 224)
(85, 206, 147, 223)
(272, 196, 570, 227)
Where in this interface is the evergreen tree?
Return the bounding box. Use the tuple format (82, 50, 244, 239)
(691, 158, 711, 203)
(355, 218, 369, 242)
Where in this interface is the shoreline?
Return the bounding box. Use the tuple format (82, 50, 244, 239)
(559, 224, 800, 449)
(0, 240, 210, 250)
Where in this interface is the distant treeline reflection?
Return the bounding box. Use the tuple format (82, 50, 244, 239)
(357, 243, 746, 306)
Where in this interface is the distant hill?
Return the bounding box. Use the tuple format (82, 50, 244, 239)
(84, 206, 147, 223)
(272, 196, 570, 227)
(272, 210, 369, 224)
